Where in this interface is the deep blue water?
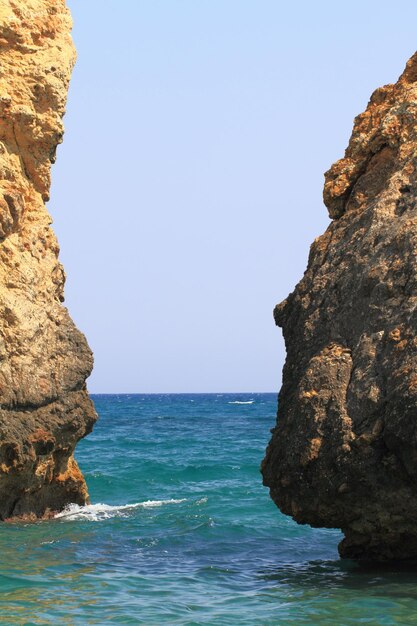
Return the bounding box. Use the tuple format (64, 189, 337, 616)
(1, 394, 417, 624)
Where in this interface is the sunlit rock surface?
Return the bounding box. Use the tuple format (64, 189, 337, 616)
(0, 0, 96, 519)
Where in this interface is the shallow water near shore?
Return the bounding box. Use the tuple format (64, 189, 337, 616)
(1, 394, 417, 624)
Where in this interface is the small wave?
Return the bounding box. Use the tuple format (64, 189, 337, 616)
(228, 400, 254, 405)
(55, 499, 186, 522)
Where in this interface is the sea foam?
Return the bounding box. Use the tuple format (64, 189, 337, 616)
(55, 499, 186, 522)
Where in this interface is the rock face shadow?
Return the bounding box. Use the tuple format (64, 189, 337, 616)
(262, 50, 417, 561)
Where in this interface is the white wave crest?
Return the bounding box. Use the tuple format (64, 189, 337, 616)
(228, 400, 254, 405)
(55, 499, 186, 522)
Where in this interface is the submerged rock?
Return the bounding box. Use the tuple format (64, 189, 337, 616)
(0, 1, 96, 519)
(262, 52, 417, 561)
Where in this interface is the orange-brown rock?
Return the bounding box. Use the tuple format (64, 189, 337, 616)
(0, 1, 96, 519)
(262, 52, 417, 561)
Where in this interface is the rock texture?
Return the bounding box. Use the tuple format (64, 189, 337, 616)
(262, 52, 417, 561)
(0, 0, 96, 519)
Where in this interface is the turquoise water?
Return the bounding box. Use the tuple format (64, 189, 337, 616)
(2, 394, 417, 624)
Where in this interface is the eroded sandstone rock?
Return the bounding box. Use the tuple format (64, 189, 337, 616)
(0, 0, 96, 519)
(262, 52, 417, 561)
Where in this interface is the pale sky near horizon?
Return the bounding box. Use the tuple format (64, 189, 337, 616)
(50, 0, 417, 393)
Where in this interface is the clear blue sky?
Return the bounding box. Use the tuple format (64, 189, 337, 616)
(50, 0, 417, 393)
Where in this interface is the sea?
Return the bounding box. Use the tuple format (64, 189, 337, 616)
(1, 393, 417, 625)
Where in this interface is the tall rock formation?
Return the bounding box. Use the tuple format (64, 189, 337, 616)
(262, 52, 417, 561)
(0, 0, 96, 519)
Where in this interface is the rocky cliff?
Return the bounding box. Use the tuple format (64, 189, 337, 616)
(0, 0, 96, 519)
(262, 52, 417, 561)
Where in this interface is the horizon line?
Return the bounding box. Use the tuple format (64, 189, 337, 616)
(88, 391, 278, 396)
